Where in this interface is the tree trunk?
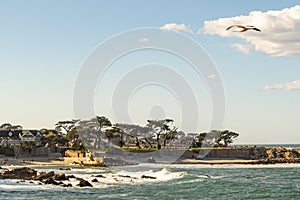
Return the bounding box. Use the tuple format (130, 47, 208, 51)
(144, 138, 153, 148)
(157, 134, 161, 150)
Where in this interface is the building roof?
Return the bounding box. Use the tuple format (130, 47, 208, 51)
(0, 130, 22, 138)
(0, 130, 41, 138)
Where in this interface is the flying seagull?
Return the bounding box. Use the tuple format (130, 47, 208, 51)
(226, 25, 261, 32)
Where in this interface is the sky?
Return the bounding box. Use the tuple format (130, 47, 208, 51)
(0, 0, 299, 144)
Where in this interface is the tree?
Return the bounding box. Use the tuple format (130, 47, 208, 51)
(103, 126, 124, 147)
(146, 119, 177, 150)
(0, 123, 12, 129)
(96, 116, 112, 129)
(193, 133, 207, 147)
(55, 120, 79, 135)
(0, 123, 22, 130)
(216, 130, 239, 147)
(116, 123, 154, 148)
(193, 130, 239, 147)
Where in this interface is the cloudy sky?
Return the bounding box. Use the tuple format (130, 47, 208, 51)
(0, 0, 299, 144)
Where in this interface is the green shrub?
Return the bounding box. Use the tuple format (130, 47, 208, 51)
(0, 147, 15, 157)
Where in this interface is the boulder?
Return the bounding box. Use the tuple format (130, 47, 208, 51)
(77, 179, 93, 187)
(0, 167, 37, 180)
(43, 178, 60, 185)
(62, 183, 72, 187)
(33, 171, 55, 181)
(59, 167, 71, 171)
(95, 174, 106, 178)
(141, 175, 156, 179)
(91, 178, 99, 182)
(66, 175, 76, 179)
(53, 174, 68, 181)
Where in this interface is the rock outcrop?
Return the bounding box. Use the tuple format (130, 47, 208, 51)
(77, 179, 93, 187)
(0, 167, 37, 180)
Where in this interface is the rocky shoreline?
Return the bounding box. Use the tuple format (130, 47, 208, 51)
(0, 167, 95, 187)
(0, 166, 159, 188)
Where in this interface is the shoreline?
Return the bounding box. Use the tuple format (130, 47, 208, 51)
(2, 157, 300, 167)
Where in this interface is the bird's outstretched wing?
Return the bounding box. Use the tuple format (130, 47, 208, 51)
(226, 25, 261, 32)
(252, 27, 261, 32)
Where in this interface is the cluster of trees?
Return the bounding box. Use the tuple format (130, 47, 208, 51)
(192, 130, 239, 148)
(52, 117, 239, 150)
(54, 117, 179, 150)
(0, 123, 22, 130)
(0, 119, 239, 151)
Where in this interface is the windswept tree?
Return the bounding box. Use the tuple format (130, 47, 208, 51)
(216, 130, 239, 147)
(96, 116, 112, 130)
(103, 126, 124, 147)
(74, 116, 112, 150)
(116, 123, 154, 148)
(55, 119, 79, 135)
(146, 119, 177, 150)
(193, 130, 239, 147)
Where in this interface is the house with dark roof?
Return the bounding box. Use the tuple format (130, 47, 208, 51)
(0, 130, 42, 147)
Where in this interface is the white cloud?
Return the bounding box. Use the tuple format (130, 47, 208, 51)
(265, 80, 300, 91)
(207, 74, 216, 79)
(139, 38, 149, 43)
(160, 23, 193, 33)
(201, 5, 300, 56)
(231, 43, 251, 54)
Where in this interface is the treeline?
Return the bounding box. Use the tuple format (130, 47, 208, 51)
(0, 117, 239, 150)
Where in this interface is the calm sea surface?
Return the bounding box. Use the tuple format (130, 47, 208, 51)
(1, 144, 300, 200)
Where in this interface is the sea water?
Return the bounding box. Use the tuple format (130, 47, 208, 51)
(1, 163, 300, 200)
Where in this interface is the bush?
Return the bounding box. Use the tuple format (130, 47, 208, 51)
(0, 146, 15, 157)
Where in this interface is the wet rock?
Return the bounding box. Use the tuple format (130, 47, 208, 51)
(59, 167, 71, 171)
(95, 174, 106, 178)
(141, 175, 156, 179)
(0, 167, 37, 180)
(62, 183, 72, 187)
(53, 174, 68, 181)
(118, 175, 131, 178)
(91, 178, 98, 182)
(33, 171, 55, 181)
(77, 179, 93, 187)
(76, 177, 84, 181)
(43, 178, 60, 185)
(66, 175, 76, 179)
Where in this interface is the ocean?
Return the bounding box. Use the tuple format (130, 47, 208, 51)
(1, 163, 300, 200)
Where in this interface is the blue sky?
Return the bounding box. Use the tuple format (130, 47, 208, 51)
(0, 0, 299, 143)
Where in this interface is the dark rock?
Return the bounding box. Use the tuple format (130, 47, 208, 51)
(0, 167, 37, 180)
(95, 174, 106, 178)
(43, 178, 60, 185)
(76, 177, 84, 181)
(33, 171, 55, 181)
(29, 181, 34, 183)
(62, 183, 72, 187)
(53, 174, 68, 181)
(118, 175, 131, 178)
(91, 178, 98, 182)
(66, 175, 76, 179)
(77, 179, 93, 187)
(141, 175, 156, 179)
(59, 167, 71, 171)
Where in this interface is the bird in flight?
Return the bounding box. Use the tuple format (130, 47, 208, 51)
(226, 25, 261, 32)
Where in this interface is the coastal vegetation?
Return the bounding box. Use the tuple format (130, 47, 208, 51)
(0, 118, 239, 157)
